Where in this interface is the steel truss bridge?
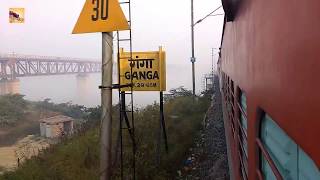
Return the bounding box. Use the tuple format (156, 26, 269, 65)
(0, 54, 101, 79)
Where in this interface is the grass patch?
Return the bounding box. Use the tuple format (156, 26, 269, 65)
(1, 88, 211, 179)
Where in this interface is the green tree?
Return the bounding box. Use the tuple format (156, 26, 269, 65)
(0, 94, 28, 127)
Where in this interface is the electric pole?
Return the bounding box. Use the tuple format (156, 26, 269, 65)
(191, 0, 196, 96)
(190, 4, 222, 96)
(212, 48, 214, 75)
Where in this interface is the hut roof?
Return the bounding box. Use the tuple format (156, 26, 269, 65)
(40, 115, 74, 125)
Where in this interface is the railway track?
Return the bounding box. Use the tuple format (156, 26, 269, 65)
(177, 76, 229, 180)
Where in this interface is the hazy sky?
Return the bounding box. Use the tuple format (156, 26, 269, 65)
(0, 0, 224, 94)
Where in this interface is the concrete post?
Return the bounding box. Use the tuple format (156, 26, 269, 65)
(100, 32, 113, 180)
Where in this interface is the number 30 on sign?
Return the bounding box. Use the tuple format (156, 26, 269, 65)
(91, 0, 109, 21)
(72, 0, 129, 34)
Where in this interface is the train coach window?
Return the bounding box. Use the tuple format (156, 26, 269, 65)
(298, 148, 320, 179)
(238, 90, 248, 179)
(260, 114, 320, 180)
(239, 92, 247, 131)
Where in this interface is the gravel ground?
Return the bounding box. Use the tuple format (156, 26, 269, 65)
(177, 76, 229, 180)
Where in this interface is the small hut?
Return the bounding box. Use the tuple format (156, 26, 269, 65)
(40, 115, 74, 138)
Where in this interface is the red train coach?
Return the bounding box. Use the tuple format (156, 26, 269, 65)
(218, 0, 320, 179)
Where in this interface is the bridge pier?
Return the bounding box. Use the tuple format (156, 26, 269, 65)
(0, 79, 20, 95)
(76, 74, 90, 105)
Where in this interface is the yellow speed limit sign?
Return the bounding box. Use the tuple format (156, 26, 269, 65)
(73, 0, 129, 34)
(119, 47, 166, 91)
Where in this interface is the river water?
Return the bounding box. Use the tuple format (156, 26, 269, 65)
(18, 64, 211, 107)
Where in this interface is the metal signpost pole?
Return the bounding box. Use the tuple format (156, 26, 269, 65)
(73, 0, 130, 179)
(100, 32, 113, 180)
(160, 91, 168, 153)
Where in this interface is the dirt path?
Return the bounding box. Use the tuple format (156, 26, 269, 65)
(177, 76, 229, 180)
(0, 146, 16, 171)
(0, 135, 49, 173)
